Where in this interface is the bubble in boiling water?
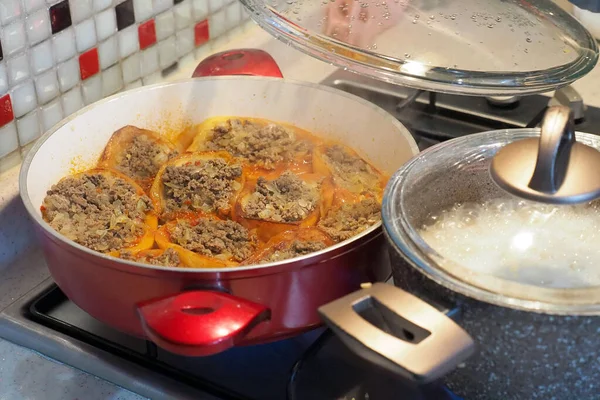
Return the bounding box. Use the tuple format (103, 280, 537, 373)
(412, 19, 417, 23)
(404, 52, 410, 58)
(450, 14, 456, 20)
(526, 37, 532, 43)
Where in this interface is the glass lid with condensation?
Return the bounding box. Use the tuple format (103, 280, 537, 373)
(240, 0, 599, 95)
(382, 129, 600, 315)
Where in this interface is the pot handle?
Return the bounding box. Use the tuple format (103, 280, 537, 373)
(137, 291, 270, 356)
(318, 283, 474, 384)
(192, 49, 284, 78)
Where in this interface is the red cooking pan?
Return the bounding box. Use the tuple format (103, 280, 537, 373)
(19, 49, 418, 356)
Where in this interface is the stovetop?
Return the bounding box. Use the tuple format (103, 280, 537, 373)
(3, 69, 600, 400)
(0, 279, 459, 400)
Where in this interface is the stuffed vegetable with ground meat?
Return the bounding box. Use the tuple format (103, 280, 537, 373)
(98, 125, 178, 191)
(233, 171, 334, 242)
(41, 169, 158, 255)
(155, 215, 259, 267)
(149, 151, 244, 221)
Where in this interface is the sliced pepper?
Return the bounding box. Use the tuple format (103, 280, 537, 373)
(149, 151, 244, 221)
(117, 248, 187, 267)
(41, 168, 158, 255)
(98, 125, 178, 192)
(244, 228, 335, 264)
(155, 215, 259, 268)
(313, 142, 388, 203)
(184, 116, 314, 179)
(233, 171, 335, 242)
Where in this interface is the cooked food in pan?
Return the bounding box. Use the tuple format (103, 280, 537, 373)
(41, 169, 157, 254)
(41, 117, 388, 268)
(186, 117, 314, 178)
(155, 215, 259, 268)
(234, 171, 333, 241)
(98, 126, 178, 191)
(245, 228, 335, 264)
(150, 151, 244, 220)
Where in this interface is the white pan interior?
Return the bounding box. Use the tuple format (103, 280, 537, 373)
(22, 76, 418, 215)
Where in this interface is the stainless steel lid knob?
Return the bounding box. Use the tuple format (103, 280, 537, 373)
(490, 105, 600, 204)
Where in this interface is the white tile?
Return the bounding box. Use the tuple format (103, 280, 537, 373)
(61, 87, 84, 116)
(176, 28, 193, 58)
(192, 0, 208, 21)
(134, 0, 154, 22)
(209, 0, 225, 12)
(52, 28, 76, 63)
(57, 58, 80, 92)
(174, 1, 192, 30)
(142, 71, 162, 86)
(0, 0, 22, 26)
(2, 21, 27, 57)
(10, 81, 37, 118)
(0, 64, 8, 95)
(225, 2, 241, 29)
(41, 99, 63, 132)
(118, 26, 139, 58)
(125, 79, 142, 90)
(95, 8, 116, 41)
(155, 10, 174, 40)
(93, 0, 112, 11)
(121, 53, 140, 83)
(16, 110, 40, 146)
(7, 53, 29, 85)
(70, 0, 93, 23)
(75, 19, 97, 52)
(22, 0, 45, 13)
(102, 64, 123, 96)
(25, 8, 51, 45)
(158, 36, 176, 69)
(209, 9, 227, 39)
(30, 40, 54, 75)
(140, 46, 159, 76)
(98, 36, 119, 69)
(153, 0, 173, 14)
(35, 69, 60, 104)
(82, 75, 102, 104)
(0, 122, 18, 158)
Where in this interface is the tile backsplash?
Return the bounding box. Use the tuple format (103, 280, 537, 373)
(0, 0, 249, 171)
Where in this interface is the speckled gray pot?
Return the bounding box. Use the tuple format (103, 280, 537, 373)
(390, 247, 600, 400)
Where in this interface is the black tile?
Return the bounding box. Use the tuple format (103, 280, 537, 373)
(174, 0, 185, 3)
(116, 0, 135, 31)
(49, 0, 72, 34)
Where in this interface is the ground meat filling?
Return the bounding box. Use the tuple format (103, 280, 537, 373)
(204, 119, 311, 169)
(323, 145, 381, 193)
(318, 198, 381, 242)
(260, 240, 327, 263)
(42, 173, 152, 252)
(118, 135, 177, 181)
(170, 219, 256, 262)
(243, 171, 320, 223)
(120, 248, 182, 267)
(161, 159, 242, 215)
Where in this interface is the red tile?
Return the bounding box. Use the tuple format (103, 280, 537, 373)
(194, 20, 210, 47)
(79, 48, 100, 80)
(138, 19, 156, 50)
(0, 94, 14, 128)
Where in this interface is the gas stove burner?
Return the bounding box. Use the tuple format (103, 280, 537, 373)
(486, 96, 521, 108)
(320, 70, 600, 151)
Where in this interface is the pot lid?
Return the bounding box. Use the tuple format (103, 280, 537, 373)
(382, 128, 600, 315)
(241, 0, 599, 95)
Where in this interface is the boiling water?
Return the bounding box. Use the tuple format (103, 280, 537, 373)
(418, 199, 600, 288)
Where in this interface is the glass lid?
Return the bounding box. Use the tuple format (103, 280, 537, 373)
(241, 0, 599, 95)
(382, 129, 600, 315)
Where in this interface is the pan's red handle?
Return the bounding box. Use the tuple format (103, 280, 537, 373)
(192, 49, 284, 78)
(137, 291, 271, 356)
